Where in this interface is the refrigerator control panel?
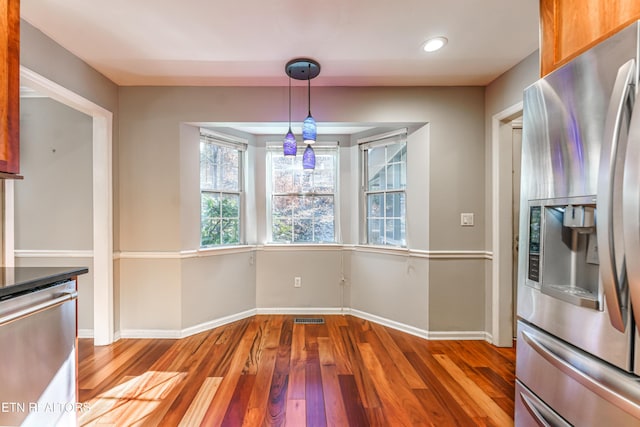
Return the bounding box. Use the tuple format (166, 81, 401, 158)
(527, 206, 541, 283)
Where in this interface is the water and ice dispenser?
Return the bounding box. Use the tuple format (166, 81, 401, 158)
(525, 198, 601, 309)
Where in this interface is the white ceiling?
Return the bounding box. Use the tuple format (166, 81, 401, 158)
(20, 0, 540, 87)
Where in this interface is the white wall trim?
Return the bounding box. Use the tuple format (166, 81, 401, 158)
(116, 246, 257, 260)
(20, 66, 112, 117)
(117, 309, 258, 339)
(349, 245, 409, 256)
(83, 329, 126, 342)
(180, 309, 257, 337)
(491, 101, 523, 347)
(256, 307, 350, 315)
(15, 249, 94, 258)
(120, 329, 183, 339)
(428, 331, 493, 341)
(87, 308, 492, 343)
(78, 329, 94, 339)
(415, 250, 492, 260)
(258, 244, 344, 252)
(351, 246, 491, 260)
(184, 245, 256, 257)
(114, 246, 492, 260)
(18, 66, 114, 346)
(350, 309, 429, 339)
(116, 251, 183, 260)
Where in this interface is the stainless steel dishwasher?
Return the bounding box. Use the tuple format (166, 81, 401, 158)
(0, 278, 78, 427)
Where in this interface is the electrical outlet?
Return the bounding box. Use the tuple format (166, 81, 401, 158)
(294, 277, 302, 288)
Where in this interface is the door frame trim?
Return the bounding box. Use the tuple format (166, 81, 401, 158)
(491, 101, 523, 347)
(11, 66, 114, 345)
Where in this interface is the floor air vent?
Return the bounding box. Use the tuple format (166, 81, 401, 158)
(293, 317, 325, 325)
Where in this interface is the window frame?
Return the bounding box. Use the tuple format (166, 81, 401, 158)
(359, 129, 408, 247)
(199, 129, 247, 248)
(266, 143, 340, 244)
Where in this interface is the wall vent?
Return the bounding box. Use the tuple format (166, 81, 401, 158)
(293, 317, 325, 325)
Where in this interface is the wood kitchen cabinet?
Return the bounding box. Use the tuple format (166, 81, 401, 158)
(540, 0, 640, 76)
(0, 0, 19, 175)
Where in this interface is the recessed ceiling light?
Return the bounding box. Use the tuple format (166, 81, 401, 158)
(423, 36, 448, 52)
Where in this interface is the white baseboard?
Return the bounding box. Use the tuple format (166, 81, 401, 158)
(180, 309, 257, 338)
(78, 329, 94, 339)
(119, 329, 182, 339)
(349, 309, 429, 340)
(78, 329, 123, 343)
(91, 307, 491, 343)
(256, 307, 350, 315)
(350, 309, 491, 342)
(116, 309, 258, 340)
(427, 330, 492, 341)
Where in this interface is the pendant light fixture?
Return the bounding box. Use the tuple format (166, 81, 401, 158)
(285, 58, 320, 170)
(302, 144, 316, 170)
(283, 69, 297, 156)
(302, 65, 317, 145)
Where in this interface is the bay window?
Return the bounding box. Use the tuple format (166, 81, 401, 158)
(268, 145, 338, 243)
(200, 130, 246, 247)
(360, 130, 407, 246)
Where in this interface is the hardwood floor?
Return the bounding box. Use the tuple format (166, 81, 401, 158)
(78, 315, 516, 426)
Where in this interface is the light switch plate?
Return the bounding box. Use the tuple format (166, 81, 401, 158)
(461, 213, 474, 226)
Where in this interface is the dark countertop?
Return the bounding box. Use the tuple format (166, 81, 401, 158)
(0, 267, 89, 300)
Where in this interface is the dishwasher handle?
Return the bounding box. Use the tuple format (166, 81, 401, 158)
(0, 290, 78, 327)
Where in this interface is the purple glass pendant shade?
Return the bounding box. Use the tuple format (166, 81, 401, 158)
(283, 68, 297, 156)
(284, 58, 321, 155)
(283, 128, 297, 156)
(302, 144, 315, 170)
(302, 114, 317, 144)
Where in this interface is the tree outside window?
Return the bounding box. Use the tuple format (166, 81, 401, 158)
(269, 147, 338, 243)
(200, 132, 245, 246)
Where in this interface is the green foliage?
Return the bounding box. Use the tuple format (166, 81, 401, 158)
(272, 218, 293, 242)
(201, 193, 240, 246)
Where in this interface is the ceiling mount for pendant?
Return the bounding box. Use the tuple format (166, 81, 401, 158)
(285, 58, 321, 80)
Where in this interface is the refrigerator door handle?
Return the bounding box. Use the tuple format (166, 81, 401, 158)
(597, 58, 635, 332)
(519, 393, 552, 427)
(623, 82, 640, 330)
(521, 328, 640, 419)
(518, 390, 571, 427)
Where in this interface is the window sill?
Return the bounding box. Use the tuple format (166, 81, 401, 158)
(258, 243, 343, 251)
(188, 245, 256, 257)
(350, 245, 409, 256)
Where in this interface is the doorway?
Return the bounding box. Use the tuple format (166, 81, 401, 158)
(9, 67, 114, 345)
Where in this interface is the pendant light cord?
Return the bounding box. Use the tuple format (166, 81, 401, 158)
(307, 64, 312, 116)
(288, 70, 292, 127)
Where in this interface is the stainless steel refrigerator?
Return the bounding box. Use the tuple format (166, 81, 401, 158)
(516, 21, 640, 426)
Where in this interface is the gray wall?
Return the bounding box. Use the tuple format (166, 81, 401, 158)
(485, 51, 539, 117)
(117, 85, 486, 334)
(16, 97, 94, 330)
(118, 86, 485, 251)
(18, 19, 541, 340)
(17, 98, 93, 249)
(20, 20, 120, 332)
(21, 21, 119, 117)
